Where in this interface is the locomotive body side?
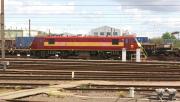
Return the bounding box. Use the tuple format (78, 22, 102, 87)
(31, 36, 139, 51)
(30, 36, 139, 59)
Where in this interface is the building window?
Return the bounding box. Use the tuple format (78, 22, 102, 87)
(107, 32, 111, 36)
(48, 39, 55, 44)
(113, 32, 118, 36)
(94, 32, 98, 36)
(100, 32, 104, 36)
(112, 39, 119, 45)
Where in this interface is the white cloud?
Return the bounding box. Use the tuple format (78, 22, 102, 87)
(6, 0, 75, 14)
(123, 8, 143, 21)
(5, 0, 23, 6)
(116, 5, 180, 34)
(115, 0, 180, 12)
(165, 18, 180, 28)
(80, 10, 103, 18)
(6, 0, 180, 37)
(115, 0, 180, 30)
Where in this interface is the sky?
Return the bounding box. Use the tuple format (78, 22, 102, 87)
(5, 0, 180, 38)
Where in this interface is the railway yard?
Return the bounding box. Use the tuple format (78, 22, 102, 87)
(0, 32, 179, 102)
(1, 0, 180, 102)
(0, 59, 179, 102)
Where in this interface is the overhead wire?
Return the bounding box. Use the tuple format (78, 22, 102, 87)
(5, 2, 180, 33)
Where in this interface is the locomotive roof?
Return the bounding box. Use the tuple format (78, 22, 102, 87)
(43, 35, 136, 39)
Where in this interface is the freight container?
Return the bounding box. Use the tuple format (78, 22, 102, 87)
(136, 37, 149, 43)
(5, 40, 15, 49)
(0, 40, 15, 49)
(16, 37, 34, 49)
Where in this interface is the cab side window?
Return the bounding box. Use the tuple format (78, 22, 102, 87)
(112, 39, 119, 45)
(48, 39, 55, 44)
(132, 38, 136, 43)
(125, 39, 129, 44)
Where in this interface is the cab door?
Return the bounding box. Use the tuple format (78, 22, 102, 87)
(124, 38, 130, 50)
(124, 38, 137, 50)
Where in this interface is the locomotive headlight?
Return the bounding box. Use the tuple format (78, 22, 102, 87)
(131, 45, 134, 48)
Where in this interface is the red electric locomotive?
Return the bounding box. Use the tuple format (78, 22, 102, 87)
(30, 36, 140, 59)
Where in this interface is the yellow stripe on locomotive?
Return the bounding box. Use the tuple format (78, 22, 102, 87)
(44, 42, 124, 47)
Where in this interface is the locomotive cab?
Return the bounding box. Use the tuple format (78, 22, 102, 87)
(124, 37, 140, 51)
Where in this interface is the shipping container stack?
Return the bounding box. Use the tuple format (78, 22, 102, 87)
(15, 37, 35, 49)
(136, 37, 149, 44)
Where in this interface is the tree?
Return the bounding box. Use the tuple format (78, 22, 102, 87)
(162, 32, 171, 39)
(171, 34, 176, 39)
(150, 37, 163, 45)
(174, 40, 180, 47)
(162, 32, 176, 39)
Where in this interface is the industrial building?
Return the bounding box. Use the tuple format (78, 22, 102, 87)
(59, 32, 75, 36)
(0, 30, 48, 40)
(90, 26, 122, 36)
(0, 29, 48, 50)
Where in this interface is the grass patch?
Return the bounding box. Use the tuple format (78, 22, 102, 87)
(117, 91, 127, 98)
(46, 90, 74, 98)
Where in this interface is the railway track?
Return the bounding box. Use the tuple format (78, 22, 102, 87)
(1, 80, 180, 102)
(65, 84, 180, 91)
(6, 100, 45, 102)
(0, 59, 179, 81)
